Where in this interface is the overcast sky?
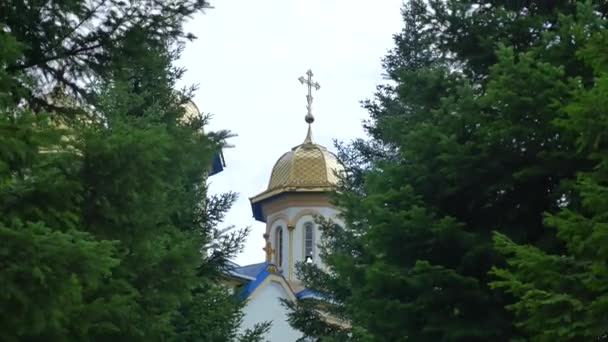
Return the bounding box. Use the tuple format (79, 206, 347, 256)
(178, 0, 404, 265)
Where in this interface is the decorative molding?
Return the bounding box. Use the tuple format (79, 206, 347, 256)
(258, 200, 337, 281)
(291, 209, 322, 227)
(266, 213, 291, 236)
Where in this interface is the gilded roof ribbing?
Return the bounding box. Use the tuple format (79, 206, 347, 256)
(268, 143, 340, 189)
(249, 125, 344, 210)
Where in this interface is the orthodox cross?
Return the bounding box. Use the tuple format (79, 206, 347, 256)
(298, 69, 320, 124)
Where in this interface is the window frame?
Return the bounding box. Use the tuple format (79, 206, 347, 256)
(275, 226, 284, 267)
(304, 222, 314, 260)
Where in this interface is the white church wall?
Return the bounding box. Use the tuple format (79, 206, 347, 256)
(240, 279, 303, 342)
(269, 218, 289, 272)
(266, 206, 341, 280)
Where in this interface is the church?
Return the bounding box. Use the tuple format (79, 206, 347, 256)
(51, 69, 338, 341)
(223, 70, 345, 341)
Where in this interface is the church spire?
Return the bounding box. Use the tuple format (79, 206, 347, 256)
(298, 69, 320, 144)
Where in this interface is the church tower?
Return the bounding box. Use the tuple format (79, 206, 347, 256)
(228, 70, 343, 341)
(249, 69, 343, 282)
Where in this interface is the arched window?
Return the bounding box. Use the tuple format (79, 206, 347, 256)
(304, 222, 314, 259)
(275, 226, 283, 266)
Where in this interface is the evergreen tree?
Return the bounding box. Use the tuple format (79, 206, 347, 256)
(287, 1, 607, 341)
(0, 110, 121, 341)
(1, 1, 267, 340)
(491, 10, 608, 341)
(0, 0, 212, 111)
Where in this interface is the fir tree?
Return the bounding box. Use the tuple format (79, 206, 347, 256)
(491, 5, 608, 340)
(287, 1, 607, 341)
(1, 1, 267, 340)
(0, 0, 212, 111)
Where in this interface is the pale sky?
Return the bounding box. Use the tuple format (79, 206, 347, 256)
(178, 0, 404, 265)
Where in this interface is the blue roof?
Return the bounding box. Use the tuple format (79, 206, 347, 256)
(209, 151, 225, 176)
(228, 261, 323, 302)
(236, 262, 273, 300)
(250, 193, 289, 223)
(233, 262, 270, 279)
(295, 288, 325, 300)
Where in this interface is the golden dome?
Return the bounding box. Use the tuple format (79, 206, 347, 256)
(182, 100, 201, 121)
(268, 140, 342, 191)
(251, 127, 344, 208)
(250, 69, 341, 221)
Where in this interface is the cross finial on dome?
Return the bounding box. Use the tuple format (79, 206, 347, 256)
(298, 69, 320, 125)
(298, 69, 320, 144)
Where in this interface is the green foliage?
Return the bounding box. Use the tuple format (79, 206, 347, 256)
(491, 24, 608, 341)
(174, 281, 271, 342)
(0, 0, 212, 110)
(0, 112, 121, 341)
(283, 218, 367, 341)
(0, 1, 264, 341)
(288, 1, 608, 341)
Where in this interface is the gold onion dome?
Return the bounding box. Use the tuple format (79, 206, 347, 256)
(181, 100, 207, 134)
(249, 126, 344, 222)
(266, 127, 343, 192)
(182, 100, 200, 119)
(250, 69, 343, 222)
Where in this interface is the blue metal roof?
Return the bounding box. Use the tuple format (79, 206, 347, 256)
(236, 262, 272, 300)
(233, 262, 270, 279)
(209, 151, 225, 176)
(250, 193, 288, 222)
(295, 288, 325, 300)
(229, 261, 323, 302)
